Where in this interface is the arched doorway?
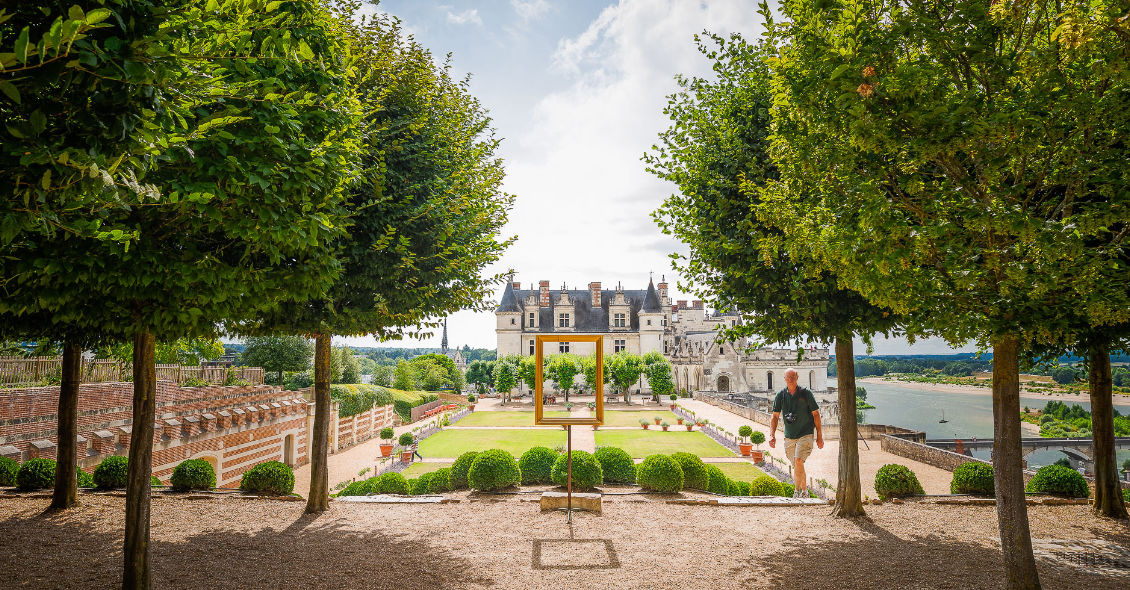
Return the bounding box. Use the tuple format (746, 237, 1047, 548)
(766, 371, 774, 391)
(717, 375, 730, 392)
(283, 434, 295, 466)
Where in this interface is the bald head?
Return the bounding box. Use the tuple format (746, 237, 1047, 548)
(784, 368, 799, 391)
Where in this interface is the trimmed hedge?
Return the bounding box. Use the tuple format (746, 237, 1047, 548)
(727, 479, 749, 496)
(330, 384, 394, 418)
(874, 464, 924, 499)
(429, 467, 453, 493)
(1025, 464, 1089, 498)
(170, 459, 216, 492)
(519, 447, 558, 484)
(17, 458, 56, 490)
(239, 461, 295, 495)
(636, 454, 684, 493)
(76, 468, 93, 488)
(468, 449, 522, 491)
(670, 452, 708, 490)
(411, 472, 436, 495)
(593, 446, 635, 484)
(94, 456, 129, 490)
(1122, 488, 1130, 503)
(0, 456, 17, 486)
(391, 390, 440, 422)
(151, 475, 163, 487)
(380, 427, 395, 440)
(704, 464, 729, 495)
(750, 474, 784, 496)
(950, 462, 994, 496)
(550, 450, 603, 491)
(373, 472, 411, 495)
(450, 451, 480, 489)
(339, 479, 375, 497)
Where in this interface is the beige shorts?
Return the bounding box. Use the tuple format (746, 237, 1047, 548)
(785, 434, 814, 462)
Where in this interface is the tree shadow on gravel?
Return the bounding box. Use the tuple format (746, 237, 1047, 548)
(733, 517, 1125, 590)
(0, 511, 123, 588)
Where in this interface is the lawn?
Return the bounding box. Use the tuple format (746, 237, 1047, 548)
(596, 410, 679, 427)
(706, 461, 766, 482)
(401, 462, 454, 477)
(455, 410, 570, 427)
(594, 430, 734, 458)
(417, 429, 566, 458)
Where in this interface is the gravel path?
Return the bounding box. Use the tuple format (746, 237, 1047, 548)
(1, 495, 1126, 589)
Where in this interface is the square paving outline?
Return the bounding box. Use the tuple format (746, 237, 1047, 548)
(531, 538, 621, 570)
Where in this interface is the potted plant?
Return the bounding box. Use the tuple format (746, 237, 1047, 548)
(696, 417, 707, 427)
(676, 416, 684, 425)
(661, 421, 670, 431)
(565, 402, 574, 411)
(639, 418, 650, 430)
(738, 425, 754, 456)
(654, 416, 662, 425)
(685, 421, 693, 431)
(379, 427, 395, 457)
(399, 432, 415, 463)
(750, 431, 766, 463)
(588, 401, 596, 410)
(467, 393, 476, 411)
(669, 393, 678, 410)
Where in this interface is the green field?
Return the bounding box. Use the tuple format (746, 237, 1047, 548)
(596, 410, 678, 427)
(706, 461, 766, 482)
(594, 430, 734, 458)
(417, 428, 566, 458)
(401, 462, 454, 477)
(455, 411, 570, 427)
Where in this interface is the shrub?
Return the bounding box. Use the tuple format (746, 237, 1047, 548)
(467, 393, 476, 403)
(398, 432, 415, 447)
(781, 482, 795, 497)
(338, 479, 374, 497)
(519, 447, 558, 484)
(151, 475, 163, 487)
(738, 425, 753, 441)
(669, 393, 677, 401)
(170, 459, 216, 492)
(750, 431, 766, 447)
(93, 456, 130, 489)
(749, 474, 784, 496)
(17, 458, 56, 491)
(330, 384, 393, 418)
(1122, 487, 1130, 503)
(550, 450, 603, 491)
(405, 478, 421, 495)
(594, 447, 636, 484)
(950, 462, 994, 496)
(412, 472, 436, 495)
(704, 464, 729, 495)
(429, 467, 453, 493)
(239, 461, 295, 495)
(727, 479, 749, 496)
(372, 472, 411, 495)
(670, 452, 708, 490)
(1025, 464, 1089, 498)
(0, 456, 17, 486)
(380, 427, 394, 441)
(636, 454, 684, 493)
(468, 449, 522, 491)
(76, 468, 93, 488)
(874, 464, 924, 499)
(450, 451, 480, 489)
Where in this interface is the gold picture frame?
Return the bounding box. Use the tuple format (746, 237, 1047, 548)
(534, 334, 604, 426)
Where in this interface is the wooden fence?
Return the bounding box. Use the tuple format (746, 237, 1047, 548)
(0, 357, 264, 387)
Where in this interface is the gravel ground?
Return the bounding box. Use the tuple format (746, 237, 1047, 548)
(1, 494, 1127, 589)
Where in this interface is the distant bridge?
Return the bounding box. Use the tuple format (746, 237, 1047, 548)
(927, 437, 1130, 471)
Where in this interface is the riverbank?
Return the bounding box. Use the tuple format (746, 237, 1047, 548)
(859, 377, 1130, 404)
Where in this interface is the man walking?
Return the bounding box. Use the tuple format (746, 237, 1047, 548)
(768, 368, 823, 497)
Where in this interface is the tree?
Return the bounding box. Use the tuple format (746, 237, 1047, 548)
(581, 354, 610, 396)
(646, 26, 900, 518)
(394, 360, 417, 391)
(546, 353, 581, 402)
(370, 364, 395, 387)
(607, 352, 644, 404)
(760, 0, 1130, 582)
(493, 358, 517, 401)
(646, 359, 675, 402)
(516, 355, 539, 403)
(1052, 366, 1077, 386)
(237, 336, 314, 384)
(466, 359, 495, 394)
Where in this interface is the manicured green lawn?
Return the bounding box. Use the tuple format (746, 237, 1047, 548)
(597, 410, 678, 427)
(706, 461, 766, 482)
(401, 462, 454, 477)
(417, 429, 566, 458)
(594, 430, 734, 458)
(455, 410, 570, 427)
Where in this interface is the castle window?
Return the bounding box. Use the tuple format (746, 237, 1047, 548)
(613, 313, 625, 328)
(731, 319, 736, 327)
(510, 318, 515, 325)
(662, 316, 667, 326)
(614, 339, 626, 353)
(647, 319, 652, 326)
(529, 340, 535, 355)
(559, 342, 570, 353)
(558, 313, 570, 328)
(664, 340, 669, 354)
(528, 312, 535, 326)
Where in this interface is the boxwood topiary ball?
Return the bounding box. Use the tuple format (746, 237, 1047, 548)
(636, 454, 684, 493)
(670, 452, 708, 490)
(411, 472, 436, 495)
(450, 451, 480, 489)
(0, 456, 18, 486)
(1025, 464, 1089, 498)
(170, 459, 216, 492)
(738, 425, 753, 439)
(594, 446, 636, 484)
(398, 432, 415, 447)
(950, 462, 994, 496)
(519, 447, 558, 484)
(76, 467, 93, 488)
(239, 461, 295, 495)
(373, 471, 411, 495)
(468, 449, 522, 492)
(17, 458, 56, 491)
(93, 456, 130, 490)
(704, 464, 729, 495)
(339, 478, 374, 497)
(550, 450, 603, 491)
(749, 474, 784, 496)
(429, 467, 453, 493)
(874, 464, 925, 500)
(727, 479, 750, 496)
(151, 475, 163, 487)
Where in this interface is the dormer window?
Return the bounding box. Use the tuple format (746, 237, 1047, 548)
(558, 313, 570, 328)
(613, 313, 626, 328)
(528, 312, 535, 327)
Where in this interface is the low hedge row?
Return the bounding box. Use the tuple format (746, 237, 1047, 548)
(331, 384, 394, 418)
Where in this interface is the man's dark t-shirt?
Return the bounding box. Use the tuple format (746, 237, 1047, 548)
(773, 386, 819, 439)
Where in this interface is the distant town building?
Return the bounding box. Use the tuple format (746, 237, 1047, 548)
(495, 277, 829, 394)
(440, 319, 467, 372)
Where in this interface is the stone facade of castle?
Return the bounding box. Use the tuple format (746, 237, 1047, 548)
(495, 277, 829, 395)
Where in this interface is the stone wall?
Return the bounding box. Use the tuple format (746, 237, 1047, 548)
(880, 434, 986, 472)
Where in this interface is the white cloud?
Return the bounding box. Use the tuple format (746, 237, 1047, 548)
(446, 8, 482, 26)
(511, 0, 551, 22)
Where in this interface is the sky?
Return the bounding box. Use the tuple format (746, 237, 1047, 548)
(338, 0, 978, 356)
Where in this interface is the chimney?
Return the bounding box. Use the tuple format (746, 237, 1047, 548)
(677, 300, 687, 309)
(539, 280, 550, 307)
(657, 276, 668, 300)
(589, 282, 601, 307)
(692, 300, 703, 309)
(512, 280, 521, 291)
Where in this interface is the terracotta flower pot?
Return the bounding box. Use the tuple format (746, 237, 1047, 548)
(379, 444, 393, 457)
(677, 418, 684, 424)
(751, 450, 765, 463)
(662, 426, 669, 431)
(400, 451, 413, 463)
(685, 425, 693, 431)
(592, 425, 599, 431)
(670, 404, 676, 411)
(641, 424, 649, 430)
(469, 404, 476, 411)
(739, 443, 753, 457)
(654, 418, 661, 425)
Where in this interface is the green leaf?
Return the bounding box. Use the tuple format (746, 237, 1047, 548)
(67, 5, 84, 21)
(40, 169, 51, 190)
(85, 8, 111, 24)
(14, 26, 30, 64)
(0, 80, 19, 104)
(297, 40, 314, 60)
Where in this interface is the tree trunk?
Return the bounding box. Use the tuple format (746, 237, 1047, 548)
(51, 340, 82, 510)
(991, 334, 1041, 590)
(305, 333, 331, 514)
(1089, 340, 1128, 519)
(123, 330, 155, 590)
(831, 336, 865, 518)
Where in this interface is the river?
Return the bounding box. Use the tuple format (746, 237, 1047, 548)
(855, 380, 1130, 469)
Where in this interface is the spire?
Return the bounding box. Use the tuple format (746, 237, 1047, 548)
(495, 281, 521, 312)
(441, 319, 449, 353)
(642, 277, 662, 312)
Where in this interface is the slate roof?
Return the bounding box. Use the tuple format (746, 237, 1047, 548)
(495, 282, 521, 313)
(641, 280, 662, 313)
(496, 286, 659, 334)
